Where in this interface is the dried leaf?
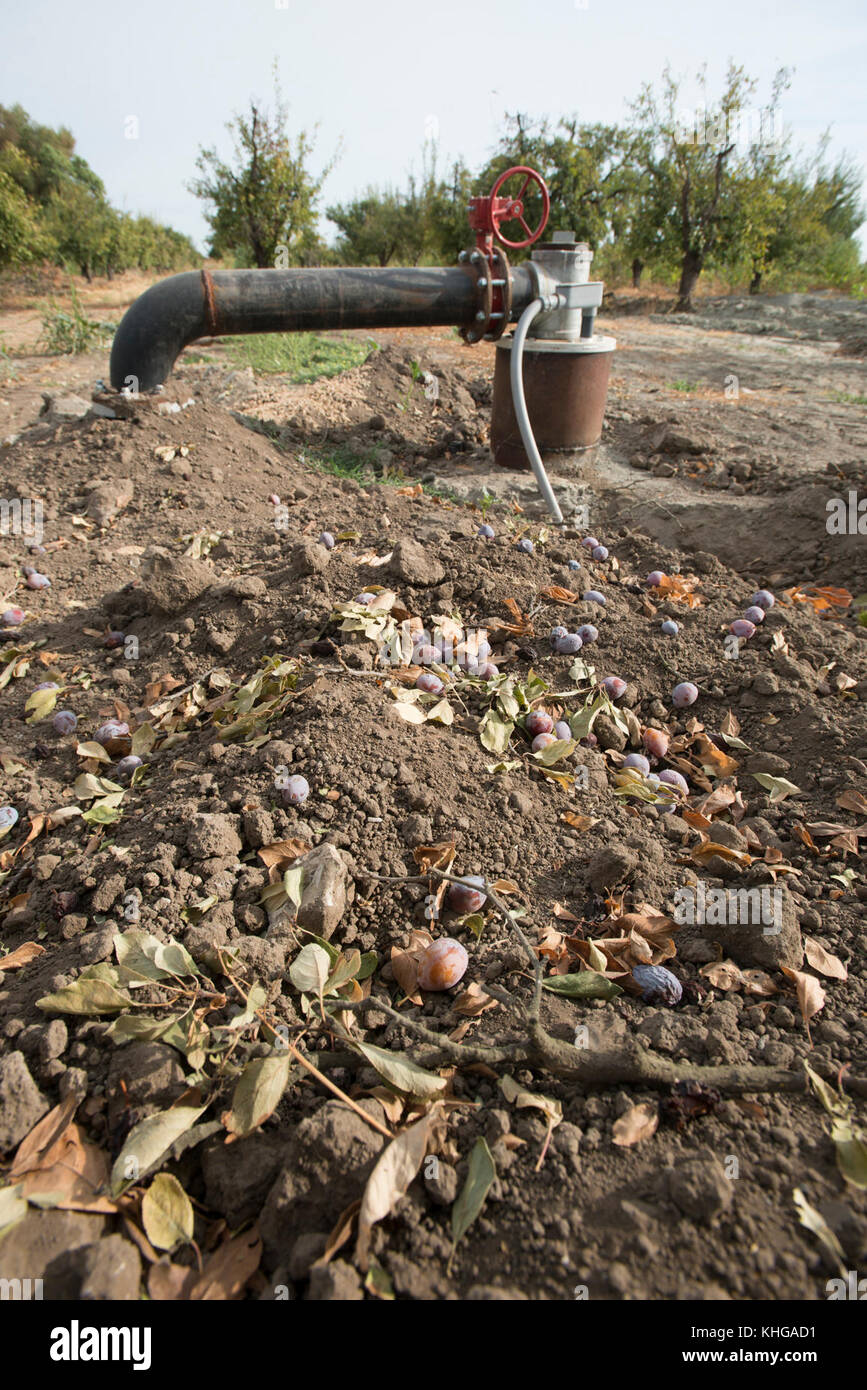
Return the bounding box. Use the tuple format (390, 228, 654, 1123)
(225, 1054, 291, 1139)
(804, 938, 848, 981)
(780, 966, 826, 1039)
(0, 941, 45, 971)
(353, 1041, 447, 1098)
(141, 1173, 194, 1251)
(752, 773, 802, 802)
(356, 1111, 437, 1268)
(189, 1228, 263, 1300)
(110, 1104, 208, 1194)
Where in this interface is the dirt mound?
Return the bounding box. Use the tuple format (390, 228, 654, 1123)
(0, 374, 865, 1301)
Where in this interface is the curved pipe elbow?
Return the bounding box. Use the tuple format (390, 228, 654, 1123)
(109, 271, 208, 392)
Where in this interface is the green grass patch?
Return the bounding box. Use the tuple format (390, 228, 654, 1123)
(300, 442, 459, 502)
(669, 378, 703, 393)
(221, 331, 374, 382)
(828, 389, 867, 407)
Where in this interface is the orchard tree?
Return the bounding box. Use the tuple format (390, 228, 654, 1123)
(190, 72, 335, 268)
(0, 167, 48, 268)
(327, 188, 410, 265)
(628, 64, 784, 308)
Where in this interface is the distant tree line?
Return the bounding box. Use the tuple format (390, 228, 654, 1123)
(3, 60, 863, 308)
(0, 104, 198, 278)
(192, 63, 864, 308)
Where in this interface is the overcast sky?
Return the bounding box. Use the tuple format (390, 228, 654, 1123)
(2, 0, 865, 253)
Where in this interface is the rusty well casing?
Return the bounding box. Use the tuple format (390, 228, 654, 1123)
(491, 335, 616, 470)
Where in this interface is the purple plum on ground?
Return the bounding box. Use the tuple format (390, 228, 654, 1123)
(52, 710, 77, 735)
(115, 755, 143, 778)
(319, 532, 335, 550)
(26, 572, 50, 589)
(602, 676, 627, 700)
(447, 876, 486, 914)
(646, 571, 665, 587)
(632, 964, 682, 1006)
(356, 592, 376, 605)
(477, 662, 498, 681)
(105, 630, 126, 648)
(555, 633, 583, 655)
(416, 672, 444, 694)
(743, 605, 765, 624)
(591, 545, 609, 562)
(418, 938, 469, 991)
(672, 681, 698, 708)
(568, 559, 581, 571)
(34, 681, 59, 691)
(531, 731, 557, 753)
(95, 721, 129, 745)
(658, 768, 689, 795)
(268, 493, 280, 506)
(2, 607, 25, 625)
(477, 523, 495, 538)
(623, 753, 651, 775)
(576, 624, 598, 644)
(283, 775, 310, 806)
(583, 590, 606, 606)
(414, 644, 439, 665)
(549, 625, 568, 647)
(730, 619, 756, 639)
(517, 537, 535, 555)
(526, 710, 554, 736)
(581, 537, 600, 550)
(0, 806, 19, 833)
(750, 589, 775, 610)
(661, 619, 679, 636)
(554, 720, 572, 741)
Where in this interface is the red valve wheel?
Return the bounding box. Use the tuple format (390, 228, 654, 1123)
(489, 165, 550, 249)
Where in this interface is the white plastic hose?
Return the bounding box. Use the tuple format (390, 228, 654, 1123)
(510, 297, 565, 526)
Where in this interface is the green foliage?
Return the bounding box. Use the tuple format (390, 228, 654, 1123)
(0, 167, 49, 269)
(190, 67, 334, 268)
(0, 103, 197, 276)
(39, 281, 113, 354)
(221, 330, 372, 381)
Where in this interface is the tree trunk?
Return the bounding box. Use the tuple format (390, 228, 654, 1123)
(749, 269, 762, 295)
(675, 250, 702, 310)
(80, 263, 92, 282)
(631, 258, 644, 289)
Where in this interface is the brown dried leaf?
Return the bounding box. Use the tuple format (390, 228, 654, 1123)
(412, 841, 456, 872)
(780, 966, 826, 1040)
(0, 941, 45, 971)
(452, 982, 499, 1017)
(257, 838, 311, 870)
(836, 789, 867, 815)
(189, 1227, 263, 1300)
(804, 937, 848, 981)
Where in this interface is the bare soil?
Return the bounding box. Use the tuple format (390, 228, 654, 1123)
(0, 273, 865, 1302)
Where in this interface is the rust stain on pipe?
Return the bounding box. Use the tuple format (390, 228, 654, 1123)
(201, 268, 220, 336)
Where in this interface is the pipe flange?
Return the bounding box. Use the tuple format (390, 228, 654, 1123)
(484, 247, 512, 342)
(459, 250, 493, 344)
